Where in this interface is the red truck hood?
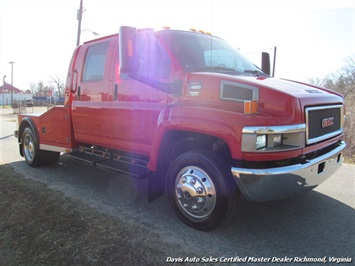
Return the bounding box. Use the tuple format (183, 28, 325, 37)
(184, 73, 344, 125)
(189, 73, 344, 108)
(234, 76, 344, 108)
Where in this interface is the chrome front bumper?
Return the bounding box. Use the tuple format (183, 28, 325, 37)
(231, 141, 346, 202)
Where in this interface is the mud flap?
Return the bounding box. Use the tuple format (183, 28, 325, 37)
(148, 171, 165, 202)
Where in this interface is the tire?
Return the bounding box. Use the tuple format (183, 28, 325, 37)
(22, 127, 43, 167)
(166, 150, 236, 231)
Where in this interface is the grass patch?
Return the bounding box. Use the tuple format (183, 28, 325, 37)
(0, 164, 185, 265)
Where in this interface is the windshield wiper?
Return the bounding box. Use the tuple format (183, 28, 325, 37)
(244, 70, 268, 77)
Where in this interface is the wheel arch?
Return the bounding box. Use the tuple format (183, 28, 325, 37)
(159, 130, 233, 168)
(148, 129, 233, 202)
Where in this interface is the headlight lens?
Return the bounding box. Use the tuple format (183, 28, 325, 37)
(271, 134, 282, 147)
(256, 135, 267, 149)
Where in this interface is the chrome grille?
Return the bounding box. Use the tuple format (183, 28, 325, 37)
(306, 105, 343, 144)
(220, 81, 259, 102)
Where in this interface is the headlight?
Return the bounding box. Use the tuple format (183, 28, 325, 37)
(242, 124, 306, 152)
(256, 135, 267, 149)
(270, 134, 282, 147)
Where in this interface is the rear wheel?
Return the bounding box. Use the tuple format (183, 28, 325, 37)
(167, 150, 236, 231)
(22, 127, 43, 167)
(22, 127, 60, 166)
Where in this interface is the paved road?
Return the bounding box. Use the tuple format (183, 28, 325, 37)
(1, 107, 354, 264)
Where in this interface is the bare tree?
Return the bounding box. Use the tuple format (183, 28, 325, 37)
(32, 80, 54, 97)
(310, 55, 355, 163)
(49, 75, 65, 98)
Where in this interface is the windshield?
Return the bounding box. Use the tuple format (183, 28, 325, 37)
(159, 30, 261, 75)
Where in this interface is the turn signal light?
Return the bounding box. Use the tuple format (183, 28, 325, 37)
(244, 100, 258, 114)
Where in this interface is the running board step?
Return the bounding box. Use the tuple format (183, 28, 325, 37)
(65, 146, 149, 178)
(65, 147, 111, 164)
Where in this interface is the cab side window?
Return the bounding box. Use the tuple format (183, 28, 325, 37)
(82, 42, 109, 81)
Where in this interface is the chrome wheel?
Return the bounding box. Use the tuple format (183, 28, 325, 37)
(22, 127, 43, 167)
(23, 133, 35, 163)
(175, 166, 216, 219)
(167, 150, 236, 230)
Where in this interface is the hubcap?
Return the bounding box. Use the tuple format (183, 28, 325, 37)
(23, 134, 35, 163)
(175, 166, 216, 219)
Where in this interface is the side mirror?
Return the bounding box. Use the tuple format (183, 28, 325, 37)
(261, 52, 271, 76)
(119, 26, 138, 73)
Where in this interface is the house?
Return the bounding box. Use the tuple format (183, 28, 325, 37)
(0, 83, 32, 106)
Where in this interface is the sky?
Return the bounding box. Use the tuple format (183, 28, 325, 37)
(0, 0, 354, 91)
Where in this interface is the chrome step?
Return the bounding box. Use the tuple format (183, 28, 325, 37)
(65, 146, 148, 178)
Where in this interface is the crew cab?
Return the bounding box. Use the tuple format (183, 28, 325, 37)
(15, 26, 346, 230)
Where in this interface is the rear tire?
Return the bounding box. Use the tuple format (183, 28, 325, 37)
(22, 127, 43, 167)
(166, 150, 236, 231)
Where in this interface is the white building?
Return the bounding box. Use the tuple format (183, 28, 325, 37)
(0, 83, 33, 105)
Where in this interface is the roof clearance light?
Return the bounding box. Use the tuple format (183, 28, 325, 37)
(244, 100, 258, 115)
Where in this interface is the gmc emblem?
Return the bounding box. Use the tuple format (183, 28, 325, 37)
(322, 117, 334, 128)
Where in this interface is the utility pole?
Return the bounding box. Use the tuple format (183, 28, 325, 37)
(9, 61, 15, 85)
(2, 75, 6, 108)
(8, 61, 15, 105)
(76, 0, 83, 46)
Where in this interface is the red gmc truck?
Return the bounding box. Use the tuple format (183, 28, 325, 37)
(15, 26, 346, 230)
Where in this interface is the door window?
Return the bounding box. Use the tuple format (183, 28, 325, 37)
(82, 42, 109, 81)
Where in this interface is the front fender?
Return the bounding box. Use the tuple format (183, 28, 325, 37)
(148, 105, 242, 171)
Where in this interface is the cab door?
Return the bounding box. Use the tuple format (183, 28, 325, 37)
(72, 37, 116, 147)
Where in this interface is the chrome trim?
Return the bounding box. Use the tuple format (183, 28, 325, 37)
(305, 104, 344, 144)
(306, 130, 343, 145)
(232, 141, 346, 202)
(40, 144, 71, 153)
(242, 124, 306, 134)
(242, 124, 306, 152)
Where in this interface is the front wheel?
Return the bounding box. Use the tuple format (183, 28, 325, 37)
(166, 150, 236, 231)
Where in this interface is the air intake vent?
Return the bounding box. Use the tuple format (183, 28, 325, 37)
(220, 81, 259, 102)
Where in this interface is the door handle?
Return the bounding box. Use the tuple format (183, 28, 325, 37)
(114, 84, 118, 101)
(78, 86, 81, 100)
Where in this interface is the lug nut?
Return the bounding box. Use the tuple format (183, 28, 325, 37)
(196, 187, 203, 194)
(190, 178, 196, 185)
(197, 197, 204, 203)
